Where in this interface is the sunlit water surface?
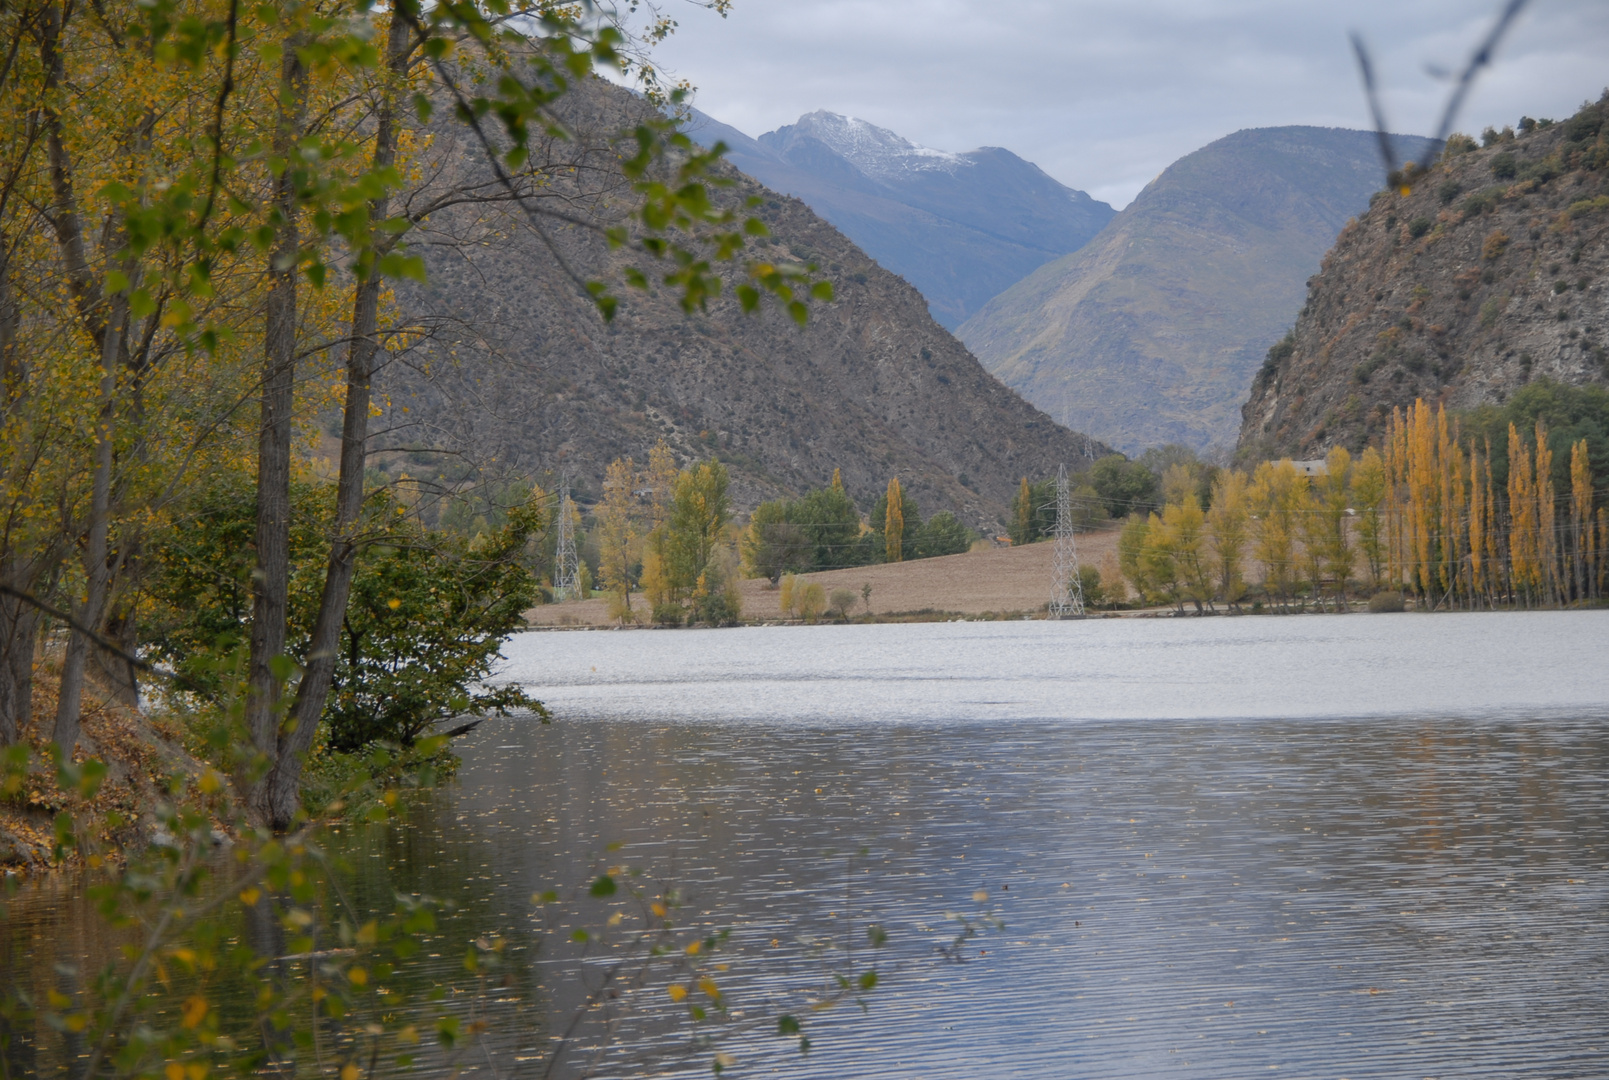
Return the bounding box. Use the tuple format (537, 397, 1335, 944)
(13, 612, 1609, 1078)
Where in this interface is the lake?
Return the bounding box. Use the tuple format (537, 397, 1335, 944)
(10, 611, 1609, 1077)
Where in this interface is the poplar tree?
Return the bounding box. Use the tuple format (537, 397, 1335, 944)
(1251, 460, 1303, 611)
(1351, 447, 1388, 591)
(1508, 423, 1539, 603)
(884, 478, 904, 563)
(1206, 469, 1251, 606)
(599, 457, 638, 619)
(1570, 439, 1594, 600)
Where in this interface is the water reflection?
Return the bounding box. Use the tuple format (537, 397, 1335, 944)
(7, 615, 1609, 1077)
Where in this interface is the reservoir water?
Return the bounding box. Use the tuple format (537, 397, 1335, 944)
(10, 611, 1609, 1077)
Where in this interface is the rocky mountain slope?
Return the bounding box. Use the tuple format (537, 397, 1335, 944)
(379, 80, 1109, 533)
(683, 109, 1114, 329)
(956, 127, 1438, 454)
(1239, 98, 1609, 459)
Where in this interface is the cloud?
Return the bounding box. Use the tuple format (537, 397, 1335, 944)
(645, 0, 1609, 206)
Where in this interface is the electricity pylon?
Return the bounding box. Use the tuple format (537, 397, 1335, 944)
(553, 474, 581, 601)
(1048, 463, 1086, 619)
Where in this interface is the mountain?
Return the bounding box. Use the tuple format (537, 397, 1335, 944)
(379, 79, 1111, 534)
(1239, 98, 1609, 459)
(681, 109, 1114, 329)
(956, 126, 1440, 454)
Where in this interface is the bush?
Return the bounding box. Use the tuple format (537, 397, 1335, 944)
(146, 473, 543, 752)
(1408, 217, 1433, 238)
(829, 588, 858, 619)
(794, 583, 826, 621)
(1367, 591, 1405, 613)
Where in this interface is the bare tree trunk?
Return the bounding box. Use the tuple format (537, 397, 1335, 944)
(265, 15, 411, 830)
(0, 581, 40, 746)
(52, 285, 124, 752)
(244, 36, 307, 823)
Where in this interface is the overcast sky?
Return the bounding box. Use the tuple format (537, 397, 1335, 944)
(642, 0, 1609, 208)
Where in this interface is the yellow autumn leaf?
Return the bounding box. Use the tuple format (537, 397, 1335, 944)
(238, 888, 261, 907)
(181, 995, 209, 1029)
(666, 985, 688, 1003)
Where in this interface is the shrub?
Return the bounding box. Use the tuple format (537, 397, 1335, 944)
(829, 588, 858, 619)
(794, 583, 826, 622)
(1408, 217, 1433, 238)
(1368, 591, 1405, 613)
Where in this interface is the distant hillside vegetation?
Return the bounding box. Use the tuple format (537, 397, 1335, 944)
(1239, 96, 1609, 459)
(380, 80, 1110, 534)
(957, 127, 1438, 454)
(683, 109, 1114, 329)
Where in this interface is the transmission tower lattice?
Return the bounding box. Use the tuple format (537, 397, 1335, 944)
(553, 475, 581, 601)
(1048, 463, 1086, 619)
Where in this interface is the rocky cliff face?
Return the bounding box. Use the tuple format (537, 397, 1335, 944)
(380, 81, 1109, 532)
(683, 109, 1114, 329)
(957, 127, 1438, 454)
(1238, 96, 1609, 459)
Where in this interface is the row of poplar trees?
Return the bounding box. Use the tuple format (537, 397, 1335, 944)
(1122, 396, 1606, 611)
(0, 0, 825, 829)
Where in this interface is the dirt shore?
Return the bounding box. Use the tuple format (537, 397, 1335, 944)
(527, 527, 1125, 627)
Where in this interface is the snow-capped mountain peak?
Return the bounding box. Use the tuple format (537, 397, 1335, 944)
(762, 111, 967, 183)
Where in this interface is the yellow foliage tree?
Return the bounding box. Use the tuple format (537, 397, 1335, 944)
(884, 478, 904, 563)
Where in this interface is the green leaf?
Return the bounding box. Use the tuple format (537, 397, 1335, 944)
(866, 923, 888, 947)
(857, 969, 878, 991)
(106, 270, 131, 294)
(811, 281, 834, 302)
(589, 875, 616, 897)
(787, 300, 809, 327)
(129, 289, 157, 318)
(777, 1015, 800, 1036)
(377, 253, 427, 283)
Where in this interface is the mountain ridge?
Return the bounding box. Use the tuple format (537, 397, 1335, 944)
(956, 125, 1439, 454)
(682, 108, 1114, 328)
(379, 79, 1112, 534)
(1238, 98, 1609, 458)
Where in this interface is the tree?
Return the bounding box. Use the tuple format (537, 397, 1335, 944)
(1138, 512, 1182, 610)
(1319, 447, 1355, 607)
(1351, 447, 1389, 591)
(794, 485, 862, 569)
(915, 511, 973, 558)
(665, 460, 731, 602)
(883, 478, 905, 563)
(742, 500, 813, 584)
(1160, 496, 1212, 612)
(1251, 460, 1305, 611)
(1091, 455, 1159, 518)
(829, 587, 858, 620)
(598, 457, 639, 619)
(1206, 470, 1251, 607)
(1009, 477, 1058, 544)
(1117, 515, 1152, 601)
